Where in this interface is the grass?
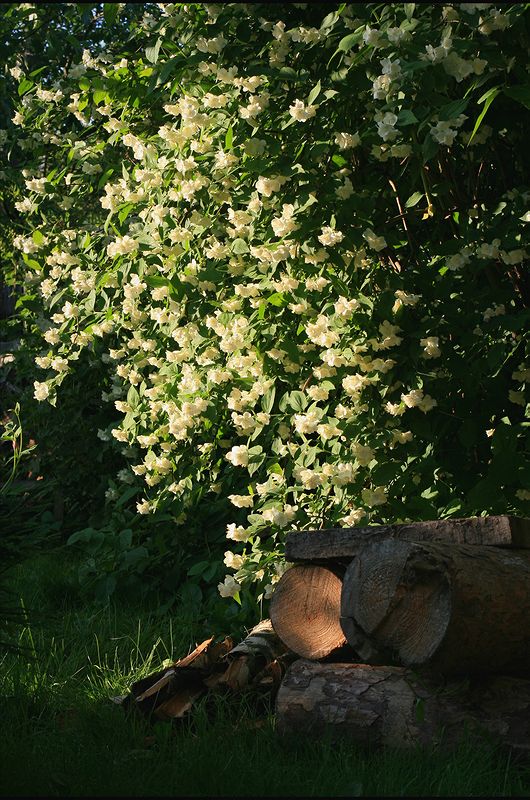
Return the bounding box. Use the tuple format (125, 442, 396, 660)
(1, 553, 530, 797)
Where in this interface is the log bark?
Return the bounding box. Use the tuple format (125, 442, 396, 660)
(286, 516, 530, 562)
(276, 659, 530, 754)
(270, 564, 348, 660)
(340, 539, 530, 674)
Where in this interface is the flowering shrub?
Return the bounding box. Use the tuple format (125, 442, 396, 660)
(4, 2, 530, 604)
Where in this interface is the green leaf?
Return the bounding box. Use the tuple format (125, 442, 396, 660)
(225, 125, 233, 150)
(262, 386, 276, 414)
(115, 486, 140, 508)
(288, 391, 307, 412)
(231, 238, 249, 254)
(332, 154, 347, 167)
(405, 192, 423, 208)
(103, 3, 119, 26)
(397, 109, 418, 126)
(119, 529, 133, 549)
(127, 385, 140, 409)
(336, 30, 363, 52)
(93, 89, 108, 105)
(320, 10, 339, 30)
(422, 134, 439, 164)
(32, 230, 45, 246)
(467, 86, 500, 146)
(267, 292, 286, 307)
(187, 560, 210, 577)
(308, 79, 321, 106)
(146, 38, 162, 65)
(503, 85, 530, 111)
(236, 20, 252, 42)
(17, 78, 33, 96)
(437, 98, 468, 122)
(158, 55, 183, 86)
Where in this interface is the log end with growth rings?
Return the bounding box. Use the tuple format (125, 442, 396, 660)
(270, 564, 347, 660)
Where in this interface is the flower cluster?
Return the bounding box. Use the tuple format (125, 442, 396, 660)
(5, 2, 529, 604)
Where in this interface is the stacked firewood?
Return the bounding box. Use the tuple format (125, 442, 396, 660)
(271, 515, 530, 753)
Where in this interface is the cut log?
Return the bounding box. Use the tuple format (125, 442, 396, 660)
(270, 564, 347, 660)
(286, 516, 530, 562)
(276, 659, 530, 754)
(340, 539, 530, 674)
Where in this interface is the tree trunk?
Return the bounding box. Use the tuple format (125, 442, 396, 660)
(285, 516, 530, 562)
(270, 564, 347, 660)
(340, 539, 530, 674)
(276, 659, 530, 754)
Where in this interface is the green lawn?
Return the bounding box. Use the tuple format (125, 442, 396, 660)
(1, 554, 529, 797)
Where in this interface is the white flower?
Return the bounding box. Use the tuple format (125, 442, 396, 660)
(460, 3, 492, 13)
(225, 445, 249, 467)
(50, 357, 69, 373)
(262, 505, 296, 528)
(228, 494, 254, 508)
(385, 401, 405, 416)
(224, 551, 244, 570)
(430, 120, 458, 146)
(340, 509, 365, 527)
(393, 290, 421, 313)
(226, 523, 251, 542)
(33, 381, 50, 401)
(62, 301, 79, 319)
(420, 336, 441, 358)
(343, 374, 369, 396)
(352, 443, 375, 466)
(376, 112, 398, 142)
(443, 52, 474, 82)
(332, 462, 357, 486)
(391, 430, 413, 446)
(255, 174, 288, 197)
(363, 26, 384, 47)
(500, 249, 526, 265)
(293, 408, 323, 435)
(271, 204, 299, 237)
(218, 575, 241, 598)
(335, 131, 360, 150)
(317, 423, 342, 441)
(479, 9, 509, 34)
(43, 329, 60, 345)
(336, 177, 353, 200)
(401, 389, 425, 408)
(196, 34, 227, 54)
(318, 226, 343, 246)
(387, 27, 407, 45)
(419, 394, 437, 413)
(289, 99, 317, 122)
(390, 144, 412, 158)
(107, 235, 138, 258)
(476, 240, 501, 259)
(305, 315, 339, 347)
(363, 228, 387, 251)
